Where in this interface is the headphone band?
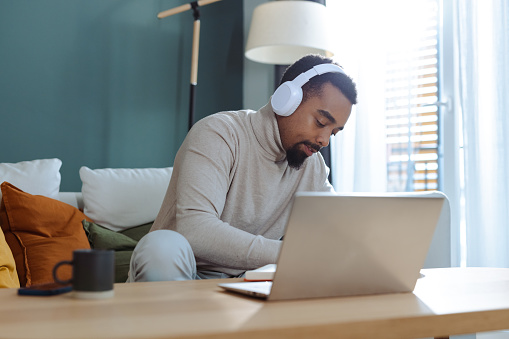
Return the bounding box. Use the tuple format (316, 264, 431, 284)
(292, 64, 346, 87)
(271, 63, 347, 117)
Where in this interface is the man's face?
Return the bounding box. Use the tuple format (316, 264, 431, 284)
(276, 83, 353, 169)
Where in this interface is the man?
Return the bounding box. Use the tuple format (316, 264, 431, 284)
(127, 54, 357, 282)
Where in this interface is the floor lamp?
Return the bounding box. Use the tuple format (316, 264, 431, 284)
(245, 1, 334, 66)
(158, 0, 222, 131)
(245, 0, 336, 181)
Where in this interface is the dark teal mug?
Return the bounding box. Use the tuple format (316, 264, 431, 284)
(53, 249, 115, 299)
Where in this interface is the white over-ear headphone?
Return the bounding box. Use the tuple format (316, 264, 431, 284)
(271, 63, 346, 117)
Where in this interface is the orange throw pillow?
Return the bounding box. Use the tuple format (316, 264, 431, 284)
(0, 182, 91, 287)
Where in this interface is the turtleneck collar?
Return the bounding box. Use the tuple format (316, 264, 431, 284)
(250, 101, 287, 162)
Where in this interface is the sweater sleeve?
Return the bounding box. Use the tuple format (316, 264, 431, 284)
(312, 151, 336, 193)
(173, 117, 281, 271)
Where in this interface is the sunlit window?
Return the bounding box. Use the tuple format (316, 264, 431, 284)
(328, 0, 440, 193)
(384, 0, 439, 192)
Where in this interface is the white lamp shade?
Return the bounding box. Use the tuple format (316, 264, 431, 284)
(245, 1, 334, 65)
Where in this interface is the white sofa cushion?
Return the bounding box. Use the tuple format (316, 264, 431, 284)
(0, 158, 62, 201)
(80, 166, 173, 231)
(57, 192, 84, 210)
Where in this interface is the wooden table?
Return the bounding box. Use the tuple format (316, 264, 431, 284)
(1, 267, 509, 339)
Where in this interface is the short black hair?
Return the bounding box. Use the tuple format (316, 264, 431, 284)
(279, 54, 358, 105)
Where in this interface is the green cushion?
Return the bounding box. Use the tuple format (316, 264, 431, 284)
(119, 223, 153, 241)
(82, 220, 138, 250)
(82, 220, 152, 283)
(114, 251, 134, 283)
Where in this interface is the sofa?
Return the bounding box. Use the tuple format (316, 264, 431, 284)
(0, 158, 452, 290)
(0, 158, 173, 288)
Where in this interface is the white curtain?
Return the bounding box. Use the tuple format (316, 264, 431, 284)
(329, 0, 388, 193)
(456, 0, 509, 267)
(329, 0, 434, 193)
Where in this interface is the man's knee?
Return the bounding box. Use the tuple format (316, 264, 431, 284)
(127, 230, 196, 282)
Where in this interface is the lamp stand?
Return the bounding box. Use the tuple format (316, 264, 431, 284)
(158, 0, 222, 131)
(189, 2, 200, 131)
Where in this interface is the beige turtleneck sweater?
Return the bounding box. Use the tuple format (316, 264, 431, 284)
(151, 102, 334, 276)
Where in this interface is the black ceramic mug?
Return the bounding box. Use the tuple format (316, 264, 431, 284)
(53, 249, 115, 299)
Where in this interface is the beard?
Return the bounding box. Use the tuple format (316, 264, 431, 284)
(286, 141, 321, 170)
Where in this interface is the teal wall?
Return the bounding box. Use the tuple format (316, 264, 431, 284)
(0, 0, 244, 191)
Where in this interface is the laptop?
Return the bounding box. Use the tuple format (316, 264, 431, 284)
(218, 191, 446, 301)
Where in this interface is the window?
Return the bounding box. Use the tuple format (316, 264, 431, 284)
(328, 0, 441, 193)
(384, 0, 440, 192)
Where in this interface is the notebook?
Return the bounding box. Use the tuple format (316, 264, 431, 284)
(218, 191, 446, 301)
(244, 264, 276, 281)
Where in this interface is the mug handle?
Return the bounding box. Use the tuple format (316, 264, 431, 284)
(53, 260, 73, 285)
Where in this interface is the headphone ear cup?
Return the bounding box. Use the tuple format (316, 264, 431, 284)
(271, 81, 303, 116)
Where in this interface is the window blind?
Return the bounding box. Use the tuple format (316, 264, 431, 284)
(385, 0, 439, 192)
